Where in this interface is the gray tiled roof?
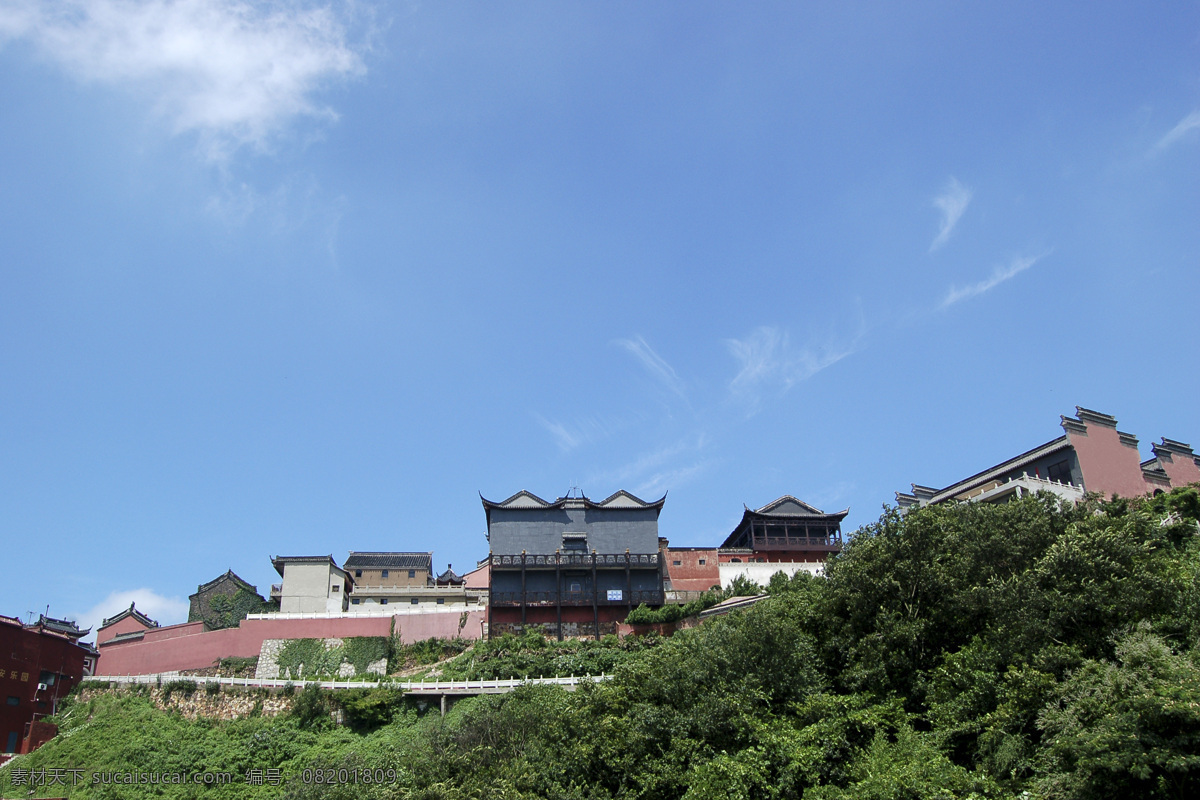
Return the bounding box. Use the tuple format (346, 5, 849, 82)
(343, 552, 433, 570)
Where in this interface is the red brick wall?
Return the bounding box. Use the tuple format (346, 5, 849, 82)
(95, 612, 486, 676)
(664, 549, 720, 592)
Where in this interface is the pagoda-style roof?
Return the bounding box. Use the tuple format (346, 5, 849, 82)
(720, 496, 849, 549)
(29, 614, 91, 639)
(99, 602, 159, 631)
(193, 569, 258, 597)
(435, 564, 464, 585)
(481, 489, 666, 526)
(343, 552, 433, 571)
(271, 555, 346, 578)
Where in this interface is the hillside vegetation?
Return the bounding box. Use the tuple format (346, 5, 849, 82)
(3, 488, 1199, 799)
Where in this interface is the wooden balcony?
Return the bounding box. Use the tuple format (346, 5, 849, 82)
(489, 590, 665, 608)
(488, 552, 659, 569)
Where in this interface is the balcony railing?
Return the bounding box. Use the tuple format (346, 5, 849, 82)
(490, 590, 665, 607)
(749, 535, 841, 551)
(489, 552, 659, 569)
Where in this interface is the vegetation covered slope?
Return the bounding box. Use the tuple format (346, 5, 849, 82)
(4, 488, 1199, 799)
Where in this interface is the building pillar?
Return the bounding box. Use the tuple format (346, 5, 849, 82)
(591, 551, 599, 641)
(555, 551, 563, 642)
(520, 552, 527, 628)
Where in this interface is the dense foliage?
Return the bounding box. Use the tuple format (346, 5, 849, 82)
(4, 488, 1199, 799)
(275, 637, 390, 679)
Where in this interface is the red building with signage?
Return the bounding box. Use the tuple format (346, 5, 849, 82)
(0, 614, 95, 755)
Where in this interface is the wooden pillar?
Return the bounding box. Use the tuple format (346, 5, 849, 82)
(520, 551, 527, 627)
(625, 550, 632, 616)
(591, 551, 600, 640)
(555, 550, 563, 642)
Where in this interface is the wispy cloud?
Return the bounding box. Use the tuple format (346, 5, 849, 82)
(1154, 109, 1200, 153)
(929, 177, 973, 251)
(634, 459, 714, 499)
(535, 413, 625, 453)
(588, 434, 708, 488)
(69, 587, 189, 643)
(0, 0, 367, 160)
(614, 335, 686, 399)
(941, 251, 1049, 308)
(725, 323, 864, 412)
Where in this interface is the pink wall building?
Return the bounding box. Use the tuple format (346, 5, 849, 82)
(897, 407, 1200, 509)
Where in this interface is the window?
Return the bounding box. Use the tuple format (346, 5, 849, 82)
(331, 584, 339, 593)
(410, 598, 419, 605)
(698, 559, 706, 566)
(351, 598, 360, 605)
(355, 569, 362, 578)
(380, 598, 388, 605)
(1047, 460, 1072, 484)
(408, 569, 416, 578)
(730, 558, 742, 563)
(5, 696, 18, 706)
(436, 598, 445, 605)
(381, 570, 389, 578)
(672, 560, 682, 566)
(569, 582, 582, 592)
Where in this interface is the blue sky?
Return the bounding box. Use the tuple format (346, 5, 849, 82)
(1, 1, 1197, 638)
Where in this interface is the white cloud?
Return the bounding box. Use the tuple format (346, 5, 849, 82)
(725, 324, 863, 413)
(941, 251, 1048, 308)
(70, 587, 190, 643)
(1154, 109, 1200, 152)
(614, 335, 686, 399)
(930, 176, 973, 251)
(634, 459, 713, 499)
(0, 0, 367, 159)
(534, 413, 625, 453)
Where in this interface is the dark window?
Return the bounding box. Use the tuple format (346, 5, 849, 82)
(698, 559, 706, 566)
(380, 598, 388, 605)
(408, 570, 416, 578)
(5, 696, 18, 706)
(730, 558, 742, 563)
(351, 598, 360, 605)
(410, 598, 419, 605)
(5, 731, 17, 753)
(436, 598, 445, 605)
(354, 569, 362, 578)
(38, 671, 56, 686)
(381, 570, 389, 578)
(1047, 460, 1072, 484)
(672, 560, 681, 566)
(331, 584, 339, 593)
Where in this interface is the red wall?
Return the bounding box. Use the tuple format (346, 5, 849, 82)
(1067, 421, 1156, 498)
(0, 617, 88, 754)
(664, 549, 720, 592)
(95, 612, 486, 677)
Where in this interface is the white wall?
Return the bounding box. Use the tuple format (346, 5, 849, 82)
(279, 563, 345, 614)
(718, 561, 824, 589)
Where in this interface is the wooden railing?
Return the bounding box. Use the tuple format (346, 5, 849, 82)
(489, 590, 664, 607)
(489, 552, 659, 568)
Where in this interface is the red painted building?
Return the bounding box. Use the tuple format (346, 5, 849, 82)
(0, 614, 95, 755)
(663, 496, 847, 593)
(93, 601, 486, 676)
(897, 407, 1200, 509)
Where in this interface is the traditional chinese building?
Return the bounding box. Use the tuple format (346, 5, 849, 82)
(663, 495, 847, 596)
(188, 570, 269, 629)
(483, 489, 666, 640)
(1, 614, 95, 755)
(896, 407, 1200, 509)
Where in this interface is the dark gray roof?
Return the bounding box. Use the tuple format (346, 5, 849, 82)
(99, 603, 159, 630)
(343, 552, 433, 570)
(193, 569, 258, 597)
(31, 614, 90, 638)
(271, 555, 345, 578)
